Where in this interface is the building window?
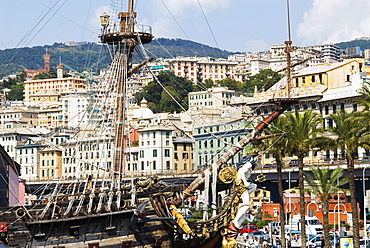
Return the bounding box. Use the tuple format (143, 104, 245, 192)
(153, 161, 156, 170)
(174, 144, 178, 151)
(182, 153, 189, 159)
(340, 103, 345, 111)
(174, 153, 178, 159)
(324, 105, 329, 115)
(140, 150, 144, 158)
(166, 161, 170, 170)
(165, 149, 170, 157)
(153, 149, 157, 157)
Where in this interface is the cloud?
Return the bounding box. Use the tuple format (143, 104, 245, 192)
(297, 0, 370, 45)
(243, 39, 269, 53)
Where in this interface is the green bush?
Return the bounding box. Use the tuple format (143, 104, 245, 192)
(256, 220, 269, 229)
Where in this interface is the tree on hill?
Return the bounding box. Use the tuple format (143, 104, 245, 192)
(6, 84, 24, 101)
(135, 71, 193, 113)
(244, 69, 283, 95)
(33, 68, 57, 79)
(1, 70, 26, 100)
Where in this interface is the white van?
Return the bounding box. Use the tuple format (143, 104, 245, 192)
(288, 215, 323, 235)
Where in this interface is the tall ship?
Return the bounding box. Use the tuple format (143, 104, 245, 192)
(0, 1, 297, 247)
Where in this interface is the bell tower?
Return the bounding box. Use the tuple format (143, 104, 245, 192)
(43, 53, 50, 72)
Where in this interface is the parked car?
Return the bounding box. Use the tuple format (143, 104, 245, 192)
(309, 232, 339, 247)
(360, 239, 370, 248)
(240, 224, 258, 234)
(247, 230, 269, 241)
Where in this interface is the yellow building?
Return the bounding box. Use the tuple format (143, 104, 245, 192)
(39, 148, 63, 180)
(248, 59, 369, 165)
(24, 77, 86, 103)
(172, 136, 194, 173)
(251, 188, 271, 206)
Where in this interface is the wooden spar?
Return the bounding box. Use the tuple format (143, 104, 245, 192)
(128, 57, 153, 78)
(274, 56, 312, 74)
(174, 98, 298, 205)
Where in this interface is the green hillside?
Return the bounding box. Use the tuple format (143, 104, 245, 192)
(0, 38, 236, 77)
(335, 39, 370, 50)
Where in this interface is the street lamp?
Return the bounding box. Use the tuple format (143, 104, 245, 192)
(334, 203, 348, 245)
(363, 165, 370, 245)
(285, 201, 297, 235)
(306, 202, 320, 215)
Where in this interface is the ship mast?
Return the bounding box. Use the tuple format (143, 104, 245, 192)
(100, 1, 153, 174)
(285, 0, 292, 97)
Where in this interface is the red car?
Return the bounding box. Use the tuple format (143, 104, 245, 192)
(240, 224, 258, 234)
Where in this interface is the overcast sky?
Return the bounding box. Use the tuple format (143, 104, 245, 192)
(1, 0, 370, 53)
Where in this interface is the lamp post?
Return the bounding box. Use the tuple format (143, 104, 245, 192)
(285, 201, 297, 238)
(334, 203, 348, 245)
(306, 202, 320, 215)
(363, 165, 370, 245)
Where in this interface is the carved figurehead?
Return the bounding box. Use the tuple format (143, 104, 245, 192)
(227, 154, 260, 238)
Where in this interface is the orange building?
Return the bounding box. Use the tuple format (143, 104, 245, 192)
(261, 199, 358, 228)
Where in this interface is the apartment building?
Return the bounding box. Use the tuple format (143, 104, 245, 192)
(62, 136, 114, 180)
(193, 120, 253, 169)
(0, 108, 39, 128)
(16, 137, 45, 181)
(166, 57, 239, 84)
(172, 136, 193, 172)
(23, 76, 87, 103)
(60, 90, 89, 128)
(137, 126, 173, 175)
(188, 86, 235, 112)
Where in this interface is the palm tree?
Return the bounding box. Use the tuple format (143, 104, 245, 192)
(304, 166, 349, 248)
(323, 110, 370, 248)
(259, 117, 291, 248)
(283, 109, 323, 247)
(356, 80, 370, 110)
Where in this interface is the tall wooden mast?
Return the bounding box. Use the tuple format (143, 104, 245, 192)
(100, 1, 153, 173)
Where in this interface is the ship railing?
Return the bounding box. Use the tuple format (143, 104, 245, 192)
(101, 23, 152, 36)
